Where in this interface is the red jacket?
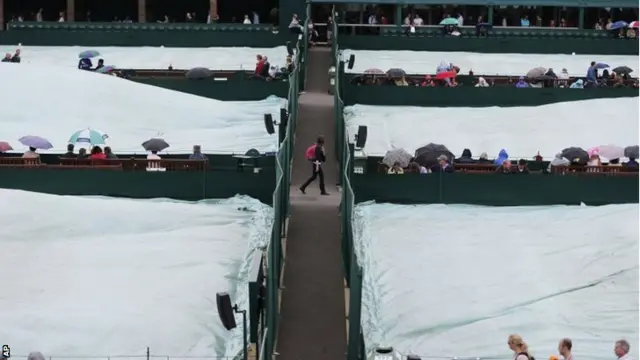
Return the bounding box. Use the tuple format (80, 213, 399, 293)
(255, 60, 265, 75)
(90, 153, 106, 159)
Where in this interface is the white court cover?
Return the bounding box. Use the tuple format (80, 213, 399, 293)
(0, 190, 273, 358)
(345, 98, 639, 159)
(0, 45, 289, 70)
(0, 63, 283, 153)
(344, 49, 639, 76)
(353, 202, 639, 360)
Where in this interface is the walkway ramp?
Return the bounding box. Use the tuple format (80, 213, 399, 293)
(276, 47, 347, 360)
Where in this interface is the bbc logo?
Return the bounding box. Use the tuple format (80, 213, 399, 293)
(1, 345, 10, 358)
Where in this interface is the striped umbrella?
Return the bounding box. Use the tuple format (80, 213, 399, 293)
(68, 128, 109, 146)
(629, 20, 639, 28)
(96, 65, 115, 74)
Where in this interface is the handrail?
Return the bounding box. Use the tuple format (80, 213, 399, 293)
(258, 328, 269, 360)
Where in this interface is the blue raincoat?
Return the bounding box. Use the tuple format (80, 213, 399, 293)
(494, 149, 509, 165)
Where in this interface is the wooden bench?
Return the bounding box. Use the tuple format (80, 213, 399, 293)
(0, 157, 41, 167)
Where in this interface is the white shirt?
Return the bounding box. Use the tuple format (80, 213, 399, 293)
(368, 15, 377, 25)
(619, 354, 633, 360)
(253, 13, 259, 24)
(413, 16, 423, 26)
(146, 154, 165, 171)
(457, 15, 464, 26)
(58, 16, 65, 22)
(404, 16, 411, 25)
(243, 17, 251, 24)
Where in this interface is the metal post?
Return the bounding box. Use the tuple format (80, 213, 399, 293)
(146, 347, 150, 360)
(234, 305, 249, 360)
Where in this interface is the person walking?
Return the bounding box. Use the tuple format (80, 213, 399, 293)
(300, 135, 329, 195)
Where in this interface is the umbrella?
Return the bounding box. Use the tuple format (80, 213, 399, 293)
(595, 63, 609, 69)
(0, 141, 13, 152)
(561, 147, 589, 164)
(386, 68, 406, 78)
(186, 67, 212, 79)
(19, 135, 53, 150)
(526, 67, 546, 78)
(624, 145, 639, 159)
(630, 21, 639, 28)
(142, 138, 170, 152)
(414, 143, 454, 166)
(78, 50, 100, 59)
(612, 66, 633, 75)
(588, 145, 625, 160)
(434, 70, 457, 80)
(27, 352, 45, 360)
(96, 65, 115, 74)
(364, 68, 384, 75)
(69, 128, 108, 146)
(382, 148, 412, 168)
(610, 21, 628, 30)
(439, 18, 459, 26)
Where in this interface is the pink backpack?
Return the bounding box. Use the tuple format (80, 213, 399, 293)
(305, 145, 317, 160)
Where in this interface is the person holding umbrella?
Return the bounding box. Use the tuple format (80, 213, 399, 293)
(18, 135, 53, 160)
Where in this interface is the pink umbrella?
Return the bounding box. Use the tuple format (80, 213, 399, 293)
(0, 141, 13, 152)
(587, 145, 625, 160)
(629, 21, 639, 28)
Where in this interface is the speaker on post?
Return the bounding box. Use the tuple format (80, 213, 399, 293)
(216, 292, 237, 330)
(347, 54, 355, 70)
(406, 356, 422, 360)
(355, 125, 367, 149)
(263, 113, 275, 135)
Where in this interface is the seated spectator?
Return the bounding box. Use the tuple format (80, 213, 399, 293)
(77, 148, 89, 159)
(421, 75, 435, 87)
(515, 159, 530, 174)
(94, 59, 104, 71)
(409, 161, 428, 174)
(1, 53, 11, 62)
(515, 77, 529, 88)
(78, 57, 93, 70)
(456, 148, 475, 163)
(587, 154, 601, 166)
(496, 159, 514, 174)
(62, 144, 77, 158)
(477, 152, 492, 164)
(10, 49, 21, 63)
(494, 149, 509, 165)
(90, 146, 106, 159)
(104, 146, 118, 159)
(475, 77, 490, 87)
(570, 79, 585, 89)
(431, 155, 454, 173)
(608, 158, 622, 166)
(387, 162, 405, 174)
(548, 153, 570, 172)
(624, 157, 638, 168)
(285, 55, 294, 73)
(22, 146, 39, 159)
(189, 145, 207, 160)
(261, 56, 271, 78)
(147, 150, 165, 171)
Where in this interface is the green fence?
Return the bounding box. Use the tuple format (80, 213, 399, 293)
(264, 34, 303, 359)
(332, 12, 366, 360)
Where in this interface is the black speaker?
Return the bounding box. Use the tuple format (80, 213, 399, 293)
(216, 292, 237, 330)
(264, 113, 275, 135)
(355, 125, 367, 149)
(286, 41, 294, 56)
(407, 356, 422, 360)
(280, 108, 288, 125)
(347, 54, 355, 70)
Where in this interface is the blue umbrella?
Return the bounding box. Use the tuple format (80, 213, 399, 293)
(610, 21, 628, 30)
(96, 65, 115, 74)
(595, 63, 610, 69)
(78, 50, 100, 59)
(19, 135, 53, 150)
(68, 128, 108, 146)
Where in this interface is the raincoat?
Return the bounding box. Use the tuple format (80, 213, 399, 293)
(515, 77, 529, 88)
(570, 79, 584, 89)
(494, 149, 509, 165)
(547, 153, 570, 171)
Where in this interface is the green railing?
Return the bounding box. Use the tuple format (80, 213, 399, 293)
(264, 34, 302, 359)
(332, 9, 365, 359)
